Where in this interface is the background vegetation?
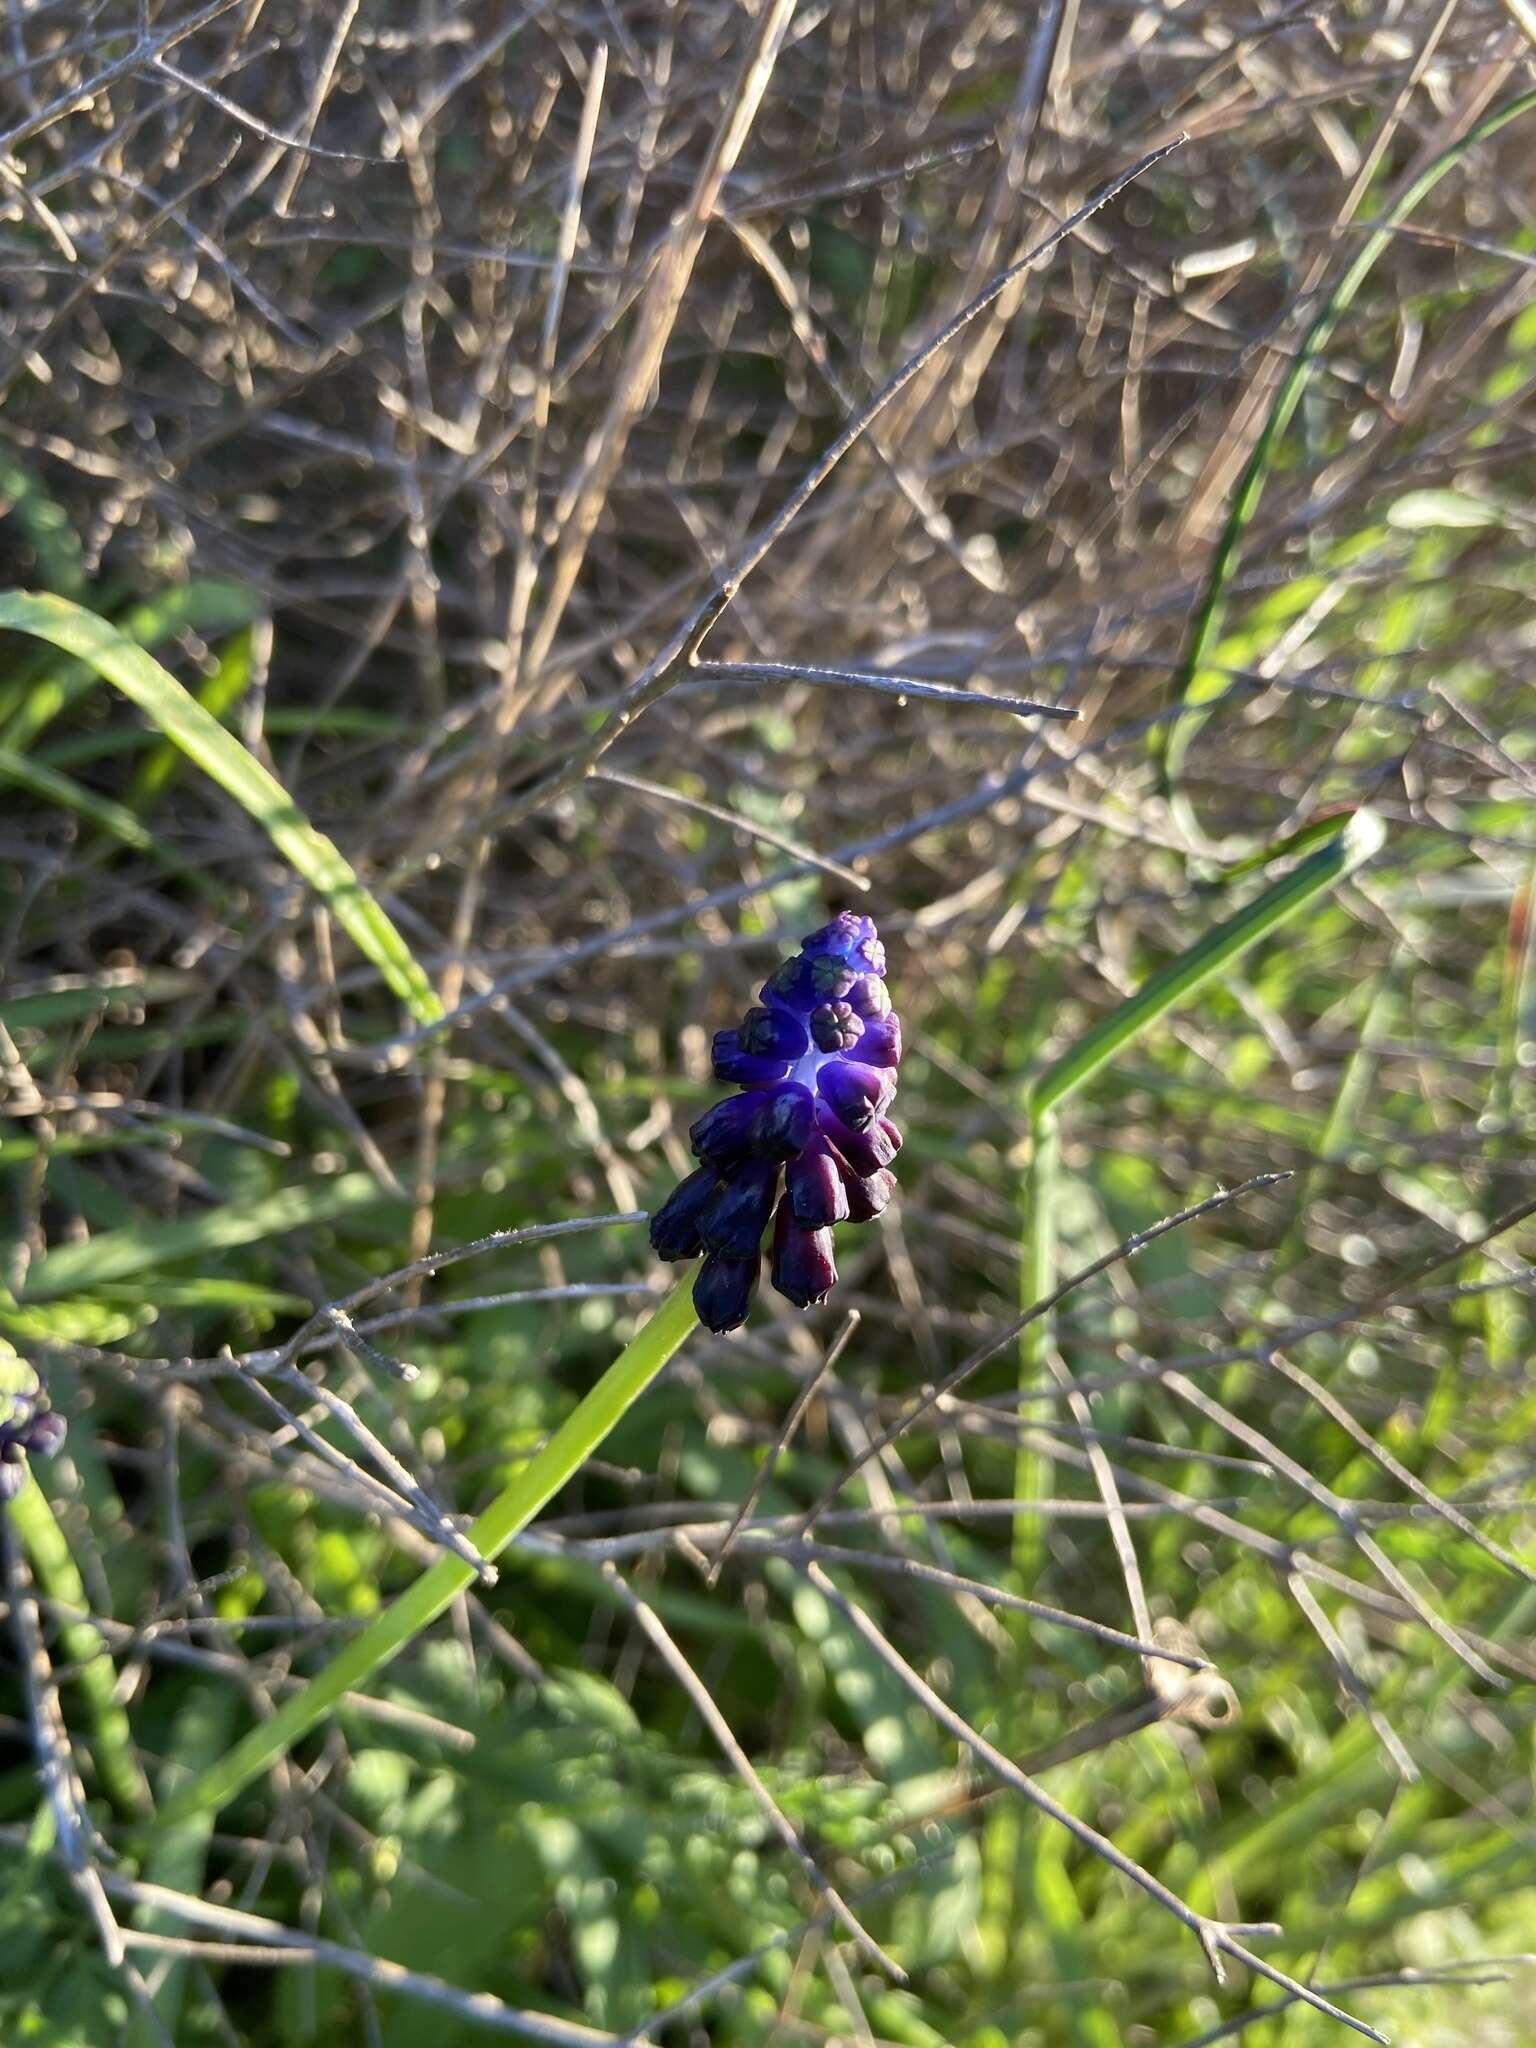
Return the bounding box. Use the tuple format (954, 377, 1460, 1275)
(2, 2, 1535, 2043)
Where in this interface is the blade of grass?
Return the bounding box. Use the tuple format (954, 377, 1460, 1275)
(0, 579, 258, 746)
(18, 1169, 402, 1301)
(1028, 808, 1386, 1122)
(0, 591, 442, 1024)
(6, 1474, 151, 1817)
(1017, 806, 1385, 1500)
(1160, 88, 1536, 811)
(155, 1275, 699, 1827)
(0, 744, 185, 869)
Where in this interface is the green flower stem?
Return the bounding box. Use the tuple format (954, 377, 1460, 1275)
(160, 1276, 700, 1828)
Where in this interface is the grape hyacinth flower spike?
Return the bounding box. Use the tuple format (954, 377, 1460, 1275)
(650, 913, 903, 1332)
(0, 1374, 66, 1503)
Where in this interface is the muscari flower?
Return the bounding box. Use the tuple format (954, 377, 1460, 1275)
(650, 912, 903, 1332)
(0, 1383, 66, 1504)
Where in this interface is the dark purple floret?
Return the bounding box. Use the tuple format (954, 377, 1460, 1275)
(739, 1006, 809, 1060)
(694, 1252, 759, 1334)
(857, 1012, 902, 1068)
(649, 1166, 717, 1260)
(689, 1091, 765, 1167)
(846, 974, 890, 1020)
(0, 1388, 66, 1504)
(817, 1059, 896, 1133)
(650, 911, 904, 1328)
(817, 1107, 901, 1177)
(712, 1031, 793, 1086)
(842, 1167, 896, 1222)
(786, 1139, 850, 1228)
(770, 1199, 838, 1310)
(700, 1159, 781, 1257)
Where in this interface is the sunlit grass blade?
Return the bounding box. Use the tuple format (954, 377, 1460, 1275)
(1029, 808, 1387, 1121)
(0, 591, 443, 1024)
(0, 579, 257, 746)
(156, 1276, 699, 1828)
(1160, 87, 1536, 808)
(125, 621, 254, 813)
(17, 1169, 401, 1301)
(6, 1474, 151, 1817)
(1016, 809, 1385, 1559)
(1018, 806, 1385, 1418)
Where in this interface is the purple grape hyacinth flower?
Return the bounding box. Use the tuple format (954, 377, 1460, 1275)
(650, 912, 903, 1332)
(0, 1382, 66, 1503)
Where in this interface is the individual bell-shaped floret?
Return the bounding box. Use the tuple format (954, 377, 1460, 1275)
(739, 1005, 809, 1059)
(693, 1252, 760, 1334)
(846, 974, 890, 1019)
(649, 1166, 718, 1260)
(712, 1030, 793, 1086)
(856, 1012, 902, 1069)
(754, 1081, 816, 1160)
(842, 1166, 896, 1222)
(817, 1058, 897, 1133)
(699, 1159, 782, 1258)
(816, 1104, 902, 1177)
(770, 1199, 837, 1310)
(786, 1136, 850, 1228)
(689, 1091, 765, 1168)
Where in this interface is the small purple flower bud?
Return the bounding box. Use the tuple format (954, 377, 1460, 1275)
(809, 1002, 864, 1054)
(689, 1092, 763, 1167)
(649, 1167, 718, 1260)
(786, 1140, 850, 1228)
(857, 1012, 902, 1069)
(817, 1059, 897, 1133)
(770, 1198, 837, 1310)
(739, 1006, 809, 1059)
(23, 1412, 66, 1459)
(842, 1167, 896, 1222)
(816, 1105, 902, 1176)
(699, 1159, 781, 1257)
(693, 1252, 759, 1333)
(760, 955, 816, 1010)
(809, 954, 857, 1000)
(754, 1082, 815, 1160)
(0, 1394, 65, 1501)
(801, 913, 885, 978)
(712, 1031, 792, 1086)
(846, 975, 890, 1020)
